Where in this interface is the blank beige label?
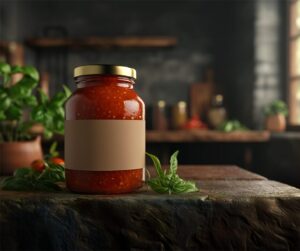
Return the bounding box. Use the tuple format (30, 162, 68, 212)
(65, 120, 145, 171)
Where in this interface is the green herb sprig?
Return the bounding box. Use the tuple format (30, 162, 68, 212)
(146, 151, 199, 194)
(0, 62, 71, 142)
(1, 142, 65, 192)
(0, 162, 65, 192)
(1, 162, 65, 192)
(217, 119, 248, 132)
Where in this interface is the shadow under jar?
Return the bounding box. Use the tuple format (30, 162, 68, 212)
(65, 65, 145, 194)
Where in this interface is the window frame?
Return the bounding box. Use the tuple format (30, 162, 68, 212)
(288, 0, 300, 124)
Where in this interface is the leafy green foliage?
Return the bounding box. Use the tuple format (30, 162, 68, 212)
(0, 161, 65, 192)
(31, 86, 70, 139)
(49, 141, 59, 158)
(217, 120, 248, 132)
(1, 143, 64, 192)
(146, 151, 199, 194)
(0, 62, 71, 142)
(264, 100, 288, 117)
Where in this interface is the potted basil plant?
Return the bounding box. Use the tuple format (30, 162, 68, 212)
(264, 100, 288, 132)
(0, 62, 71, 174)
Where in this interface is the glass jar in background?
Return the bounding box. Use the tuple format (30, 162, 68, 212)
(207, 94, 227, 129)
(152, 100, 168, 130)
(171, 101, 188, 130)
(65, 64, 145, 194)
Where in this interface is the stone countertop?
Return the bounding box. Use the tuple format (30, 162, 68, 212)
(1, 165, 300, 251)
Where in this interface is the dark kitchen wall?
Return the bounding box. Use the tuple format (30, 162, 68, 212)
(0, 0, 287, 128)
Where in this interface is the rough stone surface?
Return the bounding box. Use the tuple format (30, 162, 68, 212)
(1, 166, 300, 251)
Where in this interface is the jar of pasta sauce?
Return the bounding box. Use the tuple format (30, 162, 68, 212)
(65, 65, 145, 194)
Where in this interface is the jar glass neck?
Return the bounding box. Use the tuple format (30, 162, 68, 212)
(75, 75, 135, 88)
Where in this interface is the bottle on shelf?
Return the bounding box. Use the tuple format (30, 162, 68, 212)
(171, 101, 188, 130)
(152, 100, 168, 130)
(207, 94, 227, 129)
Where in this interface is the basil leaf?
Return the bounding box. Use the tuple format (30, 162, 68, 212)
(0, 96, 11, 110)
(34, 181, 61, 192)
(31, 107, 45, 122)
(22, 66, 39, 81)
(38, 89, 49, 105)
(0, 63, 11, 75)
(63, 85, 72, 97)
(0, 176, 14, 185)
(43, 129, 53, 139)
(0, 110, 6, 120)
(146, 152, 163, 178)
(1, 178, 33, 191)
(14, 168, 31, 178)
(10, 65, 23, 74)
(1, 158, 65, 192)
(5, 105, 22, 120)
(147, 178, 169, 194)
(8, 79, 36, 99)
(169, 150, 179, 177)
(146, 151, 199, 195)
(14, 76, 38, 90)
(23, 95, 37, 107)
(50, 92, 66, 107)
(49, 141, 59, 157)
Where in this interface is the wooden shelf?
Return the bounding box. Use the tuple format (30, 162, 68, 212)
(146, 130, 271, 143)
(26, 36, 177, 49)
(44, 130, 270, 143)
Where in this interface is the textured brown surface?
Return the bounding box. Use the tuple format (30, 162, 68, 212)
(1, 166, 300, 250)
(198, 180, 300, 198)
(146, 130, 270, 142)
(148, 165, 267, 180)
(0, 179, 299, 200)
(26, 36, 177, 48)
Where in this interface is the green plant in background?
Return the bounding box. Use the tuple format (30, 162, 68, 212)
(0, 62, 71, 142)
(264, 100, 288, 117)
(217, 119, 248, 132)
(146, 151, 199, 194)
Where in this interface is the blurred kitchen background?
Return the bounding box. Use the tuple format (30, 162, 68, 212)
(1, 0, 300, 187)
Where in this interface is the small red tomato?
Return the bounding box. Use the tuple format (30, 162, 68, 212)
(184, 115, 208, 130)
(50, 157, 65, 166)
(31, 159, 46, 172)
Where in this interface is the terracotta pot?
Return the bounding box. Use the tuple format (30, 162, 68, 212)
(265, 114, 286, 132)
(0, 136, 43, 175)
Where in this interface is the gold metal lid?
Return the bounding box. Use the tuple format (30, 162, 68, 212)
(74, 64, 137, 79)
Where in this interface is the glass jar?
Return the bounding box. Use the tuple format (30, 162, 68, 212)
(207, 94, 227, 129)
(152, 100, 168, 130)
(171, 101, 187, 130)
(65, 65, 145, 194)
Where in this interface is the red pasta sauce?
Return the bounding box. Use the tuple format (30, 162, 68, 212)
(65, 65, 145, 194)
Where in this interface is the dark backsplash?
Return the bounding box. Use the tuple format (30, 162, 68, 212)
(0, 0, 287, 128)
